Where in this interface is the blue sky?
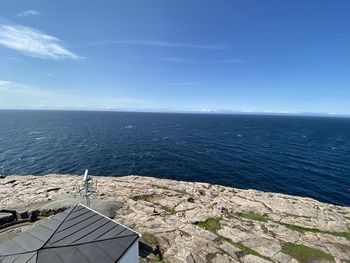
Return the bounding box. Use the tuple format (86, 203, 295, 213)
(0, 1, 349, 114)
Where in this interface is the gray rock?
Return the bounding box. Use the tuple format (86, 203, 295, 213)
(1, 174, 349, 263)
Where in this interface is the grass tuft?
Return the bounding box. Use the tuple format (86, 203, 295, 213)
(142, 233, 158, 245)
(282, 243, 334, 263)
(163, 206, 176, 215)
(196, 218, 221, 233)
(279, 222, 350, 241)
(218, 236, 272, 261)
(235, 212, 268, 222)
(234, 211, 350, 241)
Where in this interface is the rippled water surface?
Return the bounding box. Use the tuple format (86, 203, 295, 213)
(1, 110, 349, 206)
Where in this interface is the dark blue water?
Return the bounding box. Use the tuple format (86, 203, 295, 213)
(0, 110, 349, 206)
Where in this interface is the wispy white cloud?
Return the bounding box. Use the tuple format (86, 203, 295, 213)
(166, 82, 199, 86)
(17, 10, 40, 17)
(0, 80, 61, 97)
(211, 59, 246, 63)
(0, 80, 152, 110)
(89, 39, 230, 50)
(0, 24, 83, 60)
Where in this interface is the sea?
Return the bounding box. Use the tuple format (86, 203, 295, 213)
(0, 110, 349, 206)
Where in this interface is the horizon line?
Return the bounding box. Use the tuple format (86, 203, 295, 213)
(0, 108, 349, 118)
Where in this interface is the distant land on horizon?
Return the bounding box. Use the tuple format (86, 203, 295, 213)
(0, 108, 349, 118)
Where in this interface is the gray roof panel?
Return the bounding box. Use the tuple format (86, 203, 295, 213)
(40, 217, 63, 232)
(46, 215, 102, 246)
(114, 235, 140, 250)
(37, 249, 66, 263)
(27, 225, 54, 242)
(0, 240, 26, 255)
(95, 224, 127, 240)
(68, 217, 111, 245)
(116, 228, 139, 238)
(0, 204, 139, 263)
(12, 233, 44, 251)
(13, 252, 36, 263)
(94, 239, 128, 260)
(72, 220, 116, 243)
(1, 254, 19, 263)
(49, 217, 106, 247)
(66, 242, 114, 262)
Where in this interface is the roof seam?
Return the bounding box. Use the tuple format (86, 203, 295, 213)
(70, 206, 86, 214)
(112, 235, 139, 263)
(0, 251, 38, 257)
(0, 204, 140, 261)
(73, 246, 93, 263)
(25, 252, 36, 263)
(68, 218, 110, 245)
(37, 224, 54, 232)
(51, 250, 65, 263)
(25, 231, 46, 243)
(40, 204, 78, 250)
(12, 239, 27, 253)
(48, 215, 103, 246)
(39, 234, 139, 250)
(64, 209, 91, 223)
(8, 253, 21, 263)
(94, 242, 118, 262)
(78, 203, 142, 238)
(56, 212, 98, 234)
(93, 224, 122, 241)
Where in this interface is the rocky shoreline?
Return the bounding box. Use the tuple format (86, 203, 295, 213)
(0, 174, 349, 263)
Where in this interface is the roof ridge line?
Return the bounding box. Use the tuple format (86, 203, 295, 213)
(0, 250, 37, 258)
(47, 215, 103, 246)
(39, 204, 78, 254)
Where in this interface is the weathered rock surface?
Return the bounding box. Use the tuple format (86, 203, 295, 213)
(0, 174, 349, 263)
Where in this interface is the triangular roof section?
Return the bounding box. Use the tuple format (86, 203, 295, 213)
(0, 204, 140, 263)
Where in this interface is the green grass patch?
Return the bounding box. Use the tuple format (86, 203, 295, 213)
(325, 231, 350, 241)
(278, 222, 350, 241)
(282, 243, 334, 263)
(219, 236, 272, 261)
(233, 211, 350, 241)
(163, 206, 176, 215)
(196, 218, 221, 233)
(279, 222, 321, 233)
(142, 233, 158, 245)
(235, 212, 268, 222)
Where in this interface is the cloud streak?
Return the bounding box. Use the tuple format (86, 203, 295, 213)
(0, 80, 153, 110)
(0, 24, 83, 60)
(90, 39, 230, 50)
(0, 80, 61, 97)
(17, 10, 40, 17)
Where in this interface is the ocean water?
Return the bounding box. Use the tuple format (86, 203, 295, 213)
(0, 110, 349, 206)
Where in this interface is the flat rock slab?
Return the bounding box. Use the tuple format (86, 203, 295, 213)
(5, 196, 122, 219)
(0, 174, 349, 263)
